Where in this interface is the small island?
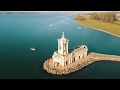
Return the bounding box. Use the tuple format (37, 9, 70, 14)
(43, 32, 120, 75)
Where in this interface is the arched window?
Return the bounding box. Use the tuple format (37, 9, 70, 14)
(66, 61, 68, 65)
(60, 46, 61, 50)
(64, 43, 66, 51)
(72, 58, 75, 63)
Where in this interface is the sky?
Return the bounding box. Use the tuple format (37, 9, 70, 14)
(0, 11, 119, 12)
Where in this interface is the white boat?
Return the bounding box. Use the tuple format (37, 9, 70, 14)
(30, 47, 35, 51)
(50, 25, 53, 26)
(78, 27, 81, 29)
(65, 23, 67, 24)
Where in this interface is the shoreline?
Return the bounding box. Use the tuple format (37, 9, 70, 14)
(74, 20, 120, 38)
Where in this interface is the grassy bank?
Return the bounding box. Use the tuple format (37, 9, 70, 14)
(74, 19, 120, 37)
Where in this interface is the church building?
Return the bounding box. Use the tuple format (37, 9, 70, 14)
(52, 32, 88, 67)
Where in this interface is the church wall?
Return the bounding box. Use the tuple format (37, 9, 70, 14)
(53, 49, 88, 67)
(71, 50, 87, 60)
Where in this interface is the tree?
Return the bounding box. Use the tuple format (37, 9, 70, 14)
(89, 12, 99, 20)
(99, 12, 116, 23)
(74, 13, 86, 21)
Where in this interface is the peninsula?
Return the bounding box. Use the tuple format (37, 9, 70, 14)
(74, 12, 120, 37)
(43, 32, 120, 75)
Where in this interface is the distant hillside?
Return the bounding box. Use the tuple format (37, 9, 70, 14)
(0, 11, 80, 14)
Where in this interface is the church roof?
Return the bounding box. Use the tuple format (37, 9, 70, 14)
(68, 45, 88, 53)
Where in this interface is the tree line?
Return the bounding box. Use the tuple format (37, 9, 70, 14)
(74, 13, 86, 21)
(89, 12, 116, 23)
(74, 12, 117, 23)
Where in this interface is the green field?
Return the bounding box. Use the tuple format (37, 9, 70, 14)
(74, 19, 120, 36)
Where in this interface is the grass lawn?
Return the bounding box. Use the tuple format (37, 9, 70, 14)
(74, 19, 120, 36)
(114, 20, 120, 25)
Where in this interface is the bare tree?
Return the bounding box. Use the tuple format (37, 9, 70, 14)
(99, 12, 116, 23)
(89, 12, 99, 20)
(74, 13, 86, 21)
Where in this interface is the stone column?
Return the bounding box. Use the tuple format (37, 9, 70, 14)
(75, 57, 77, 61)
(71, 59, 72, 64)
(53, 60, 54, 65)
(81, 55, 83, 59)
(69, 60, 70, 64)
(62, 61, 64, 67)
(66, 43, 68, 54)
(60, 61, 62, 66)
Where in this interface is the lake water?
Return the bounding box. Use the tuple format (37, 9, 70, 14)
(0, 13, 120, 79)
